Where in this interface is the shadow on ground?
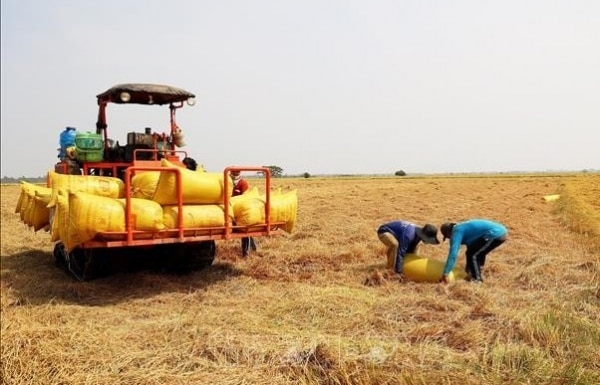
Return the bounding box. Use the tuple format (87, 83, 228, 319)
(1, 247, 242, 307)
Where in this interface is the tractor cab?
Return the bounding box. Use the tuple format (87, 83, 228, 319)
(55, 83, 196, 179)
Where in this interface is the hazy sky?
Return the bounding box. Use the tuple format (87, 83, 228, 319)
(1, 0, 599, 177)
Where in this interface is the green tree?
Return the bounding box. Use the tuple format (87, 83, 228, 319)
(303, 172, 311, 178)
(263, 165, 284, 178)
(395, 170, 407, 176)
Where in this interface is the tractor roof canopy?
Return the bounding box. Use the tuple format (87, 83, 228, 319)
(97, 83, 195, 105)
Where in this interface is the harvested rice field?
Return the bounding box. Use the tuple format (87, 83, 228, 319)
(1, 174, 599, 385)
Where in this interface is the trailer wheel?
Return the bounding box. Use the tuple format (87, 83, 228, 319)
(166, 241, 216, 273)
(194, 240, 216, 268)
(182, 240, 216, 270)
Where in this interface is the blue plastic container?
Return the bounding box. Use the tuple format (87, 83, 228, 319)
(58, 127, 77, 159)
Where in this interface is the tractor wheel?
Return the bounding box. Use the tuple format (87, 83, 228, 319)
(53, 246, 93, 281)
(64, 247, 95, 281)
(53, 242, 68, 269)
(53, 242, 99, 280)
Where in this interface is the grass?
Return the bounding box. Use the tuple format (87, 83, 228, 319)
(1, 174, 599, 384)
(556, 175, 600, 250)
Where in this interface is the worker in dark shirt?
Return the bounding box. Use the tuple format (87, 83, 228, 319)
(377, 221, 440, 279)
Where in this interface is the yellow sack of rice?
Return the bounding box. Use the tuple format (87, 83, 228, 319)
(51, 192, 69, 243)
(131, 171, 161, 199)
(22, 186, 51, 230)
(35, 188, 52, 208)
(20, 188, 33, 222)
(403, 254, 467, 283)
(163, 204, 232, 229)
(15, 183, 26, 214)
(130, 160, 189, 199)
(47, 171, 125, 208)
(152, 159, 233, 205)
(23, 189, 36, 228)
(35, 189, 53, 232)
(31, 194, 52, 232)
(65, 192, 165, 252)
(230, 186, 260, 207)
(233, 197, 264, 227)
(233, 189, 298, 234)
(268, 189, 298, 233)
(16, 182, 32, 218)
(15, 181, 44, 214)
(16, 182, 47, 219)
(115, 197, 165, 232)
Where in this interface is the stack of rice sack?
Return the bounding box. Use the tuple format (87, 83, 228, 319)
(45, 171, 165, 252)
(131, 159, 233, 230)
(15, 159, 298, 252)
(132, 159, 298, 234)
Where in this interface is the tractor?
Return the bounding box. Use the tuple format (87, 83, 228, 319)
(51, 83, 285, 280)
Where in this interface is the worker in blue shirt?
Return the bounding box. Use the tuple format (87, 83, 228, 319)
(439, 219, 507, 283)
(377, 221, 440, 279)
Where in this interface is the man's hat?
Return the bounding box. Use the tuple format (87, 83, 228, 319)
(416, 224, 440, 245)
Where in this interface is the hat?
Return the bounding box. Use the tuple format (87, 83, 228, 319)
(415, 224, 440, 245)
(182, 157, 197, 171)
(440, 222, 454, 241)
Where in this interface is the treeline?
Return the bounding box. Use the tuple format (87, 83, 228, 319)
(1, 176, 46, 184)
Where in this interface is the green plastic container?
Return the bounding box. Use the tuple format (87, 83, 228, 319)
(75, 132, 103, 162)
(75, 132, 103, 151)
(77, 149, 103, 163)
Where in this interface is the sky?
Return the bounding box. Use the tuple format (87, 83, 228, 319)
(1, 0, 599, 177)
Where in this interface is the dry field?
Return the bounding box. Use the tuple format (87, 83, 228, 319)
(1, 174, 599, 385)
